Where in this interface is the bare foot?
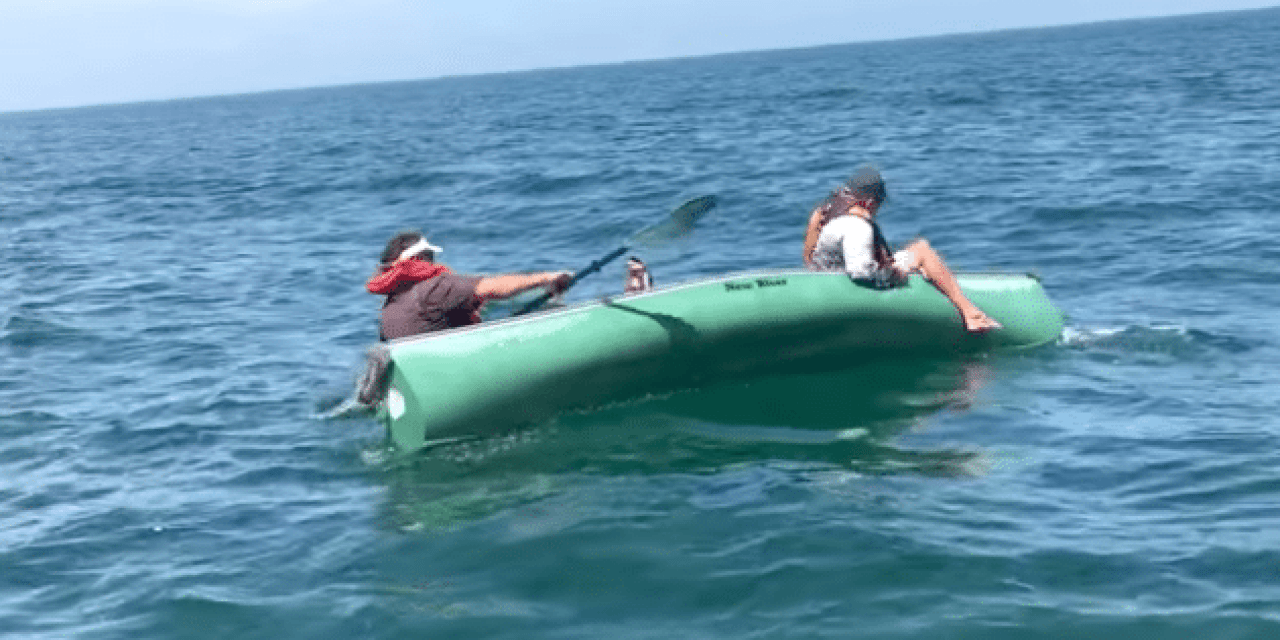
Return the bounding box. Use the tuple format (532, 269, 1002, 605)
(963, 311, 1003, 334)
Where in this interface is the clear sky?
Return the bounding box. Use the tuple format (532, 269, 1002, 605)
(2, 0, 1277, 113)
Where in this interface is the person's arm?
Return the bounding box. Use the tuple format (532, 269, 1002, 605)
(802, 209, 824, 267)
(474, 271, 572, 300)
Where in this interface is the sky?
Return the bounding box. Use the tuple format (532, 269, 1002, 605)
(2, 0, 1277, 113)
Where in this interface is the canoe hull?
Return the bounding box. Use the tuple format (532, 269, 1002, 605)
(377, 270, 1063, 450)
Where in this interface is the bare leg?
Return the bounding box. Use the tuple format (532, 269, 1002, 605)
(899, 239, 1002, 333)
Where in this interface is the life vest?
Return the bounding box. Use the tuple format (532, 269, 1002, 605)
(366, 259, 451, 295)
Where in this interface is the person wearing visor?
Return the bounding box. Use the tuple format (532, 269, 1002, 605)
(801, 166, 1001, 334)
(623, 256, 654, 294)
(368, 231, 573, 341)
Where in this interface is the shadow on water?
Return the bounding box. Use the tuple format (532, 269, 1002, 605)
(372, 355, 996, 534)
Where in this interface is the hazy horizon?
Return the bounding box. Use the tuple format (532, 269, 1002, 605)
(3, 1, 1277, 114)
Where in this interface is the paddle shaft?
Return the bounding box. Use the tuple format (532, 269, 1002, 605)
(511, 195, 715, 317)
(514, 246, 629, 316)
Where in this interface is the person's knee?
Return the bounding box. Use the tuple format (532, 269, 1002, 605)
(906, 238, 934, 260)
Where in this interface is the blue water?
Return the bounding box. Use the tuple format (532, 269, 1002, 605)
(4, 8, 1280, 638)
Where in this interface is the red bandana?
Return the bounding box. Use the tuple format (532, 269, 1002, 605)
(366, 259, 452, 295)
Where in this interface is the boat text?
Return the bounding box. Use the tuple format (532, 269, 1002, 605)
(724, 278, 788, 292)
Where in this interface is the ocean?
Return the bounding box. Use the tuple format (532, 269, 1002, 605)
(3, 7, 1279, 638)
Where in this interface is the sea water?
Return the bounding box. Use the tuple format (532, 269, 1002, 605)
(3, 8, 1280, 638)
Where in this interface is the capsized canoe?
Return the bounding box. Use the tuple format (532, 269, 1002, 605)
(375, 269, 1063, 451)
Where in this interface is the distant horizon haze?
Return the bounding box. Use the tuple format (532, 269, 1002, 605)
(2, 1, 1278, 113)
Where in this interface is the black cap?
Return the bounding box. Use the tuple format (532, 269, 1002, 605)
(839, 165, 887, 205)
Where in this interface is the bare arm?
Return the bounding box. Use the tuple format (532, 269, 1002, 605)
(802, 209, 824, 267)
(474, 271, 572, 300)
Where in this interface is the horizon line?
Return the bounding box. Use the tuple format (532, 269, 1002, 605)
(3, 4, 1274, 117)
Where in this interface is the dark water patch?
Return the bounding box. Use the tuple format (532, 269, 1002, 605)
(280, 177, 363, 198)
(313, 141, 360, 159)
(640, 95, 722, 117)
(1171, 548, 1280, 592)
(1028, 202, 1207, 228)
(495, 170, 612, 197)
(793, 86, 864, 103)
(198, 387, 293, 414)
(364, 170, 470, 193)
(104, 228, 174, 244)
(52, 174, 262, 201)
(1027, 205, 1107, 227)
(645, 358, 996, 430)
(148, 597, 286, 639)
(101, 419, 222, 457)
(143, 340, 233, 371)
(57, 175, 140, 194)
(1122, 471, 1280, 511)
(0, 315, 95, 350)
(0, 442, 54, 468)
(218, 464, 347, 491)
(0, 409, 71, 430)
(1140, 260, 1280, 289)
(141, 595, 397, 640)
(572, 416, 984, 480)
(139, 320, 211, 337)
(924, 85, 996, 107)
(103, 278, 174, 297)
(1111, 162, 1177, 178)
(1037, 449, 1260, 502)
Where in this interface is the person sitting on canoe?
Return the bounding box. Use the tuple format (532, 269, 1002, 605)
(801, 166, 1002, 333)
(369, 231, 573, 341)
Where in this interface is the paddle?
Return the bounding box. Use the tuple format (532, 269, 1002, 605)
(513, 195, 718, 316)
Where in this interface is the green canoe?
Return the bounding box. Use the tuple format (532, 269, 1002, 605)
(373, 269, 1063, 451)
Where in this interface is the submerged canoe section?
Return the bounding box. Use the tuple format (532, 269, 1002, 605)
(377, 270, 1063, 451)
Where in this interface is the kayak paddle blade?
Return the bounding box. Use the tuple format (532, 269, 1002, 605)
(513, 195, 716, 317)
(629, 195, 717, 247)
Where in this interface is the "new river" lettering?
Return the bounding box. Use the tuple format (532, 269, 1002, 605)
(724, 278, 788, 292)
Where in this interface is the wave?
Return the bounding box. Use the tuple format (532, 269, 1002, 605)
(312, 392, 372, 421)
(1060, 323, 1256, 358)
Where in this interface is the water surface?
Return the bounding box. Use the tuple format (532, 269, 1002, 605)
(3, 7, 1280, 638)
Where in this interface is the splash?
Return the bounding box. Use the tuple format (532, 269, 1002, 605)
(1060, 323, 1255, 358)
(311, 392, 371, 420)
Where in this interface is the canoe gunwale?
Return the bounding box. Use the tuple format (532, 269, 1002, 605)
(382, 268, 1045, 348)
